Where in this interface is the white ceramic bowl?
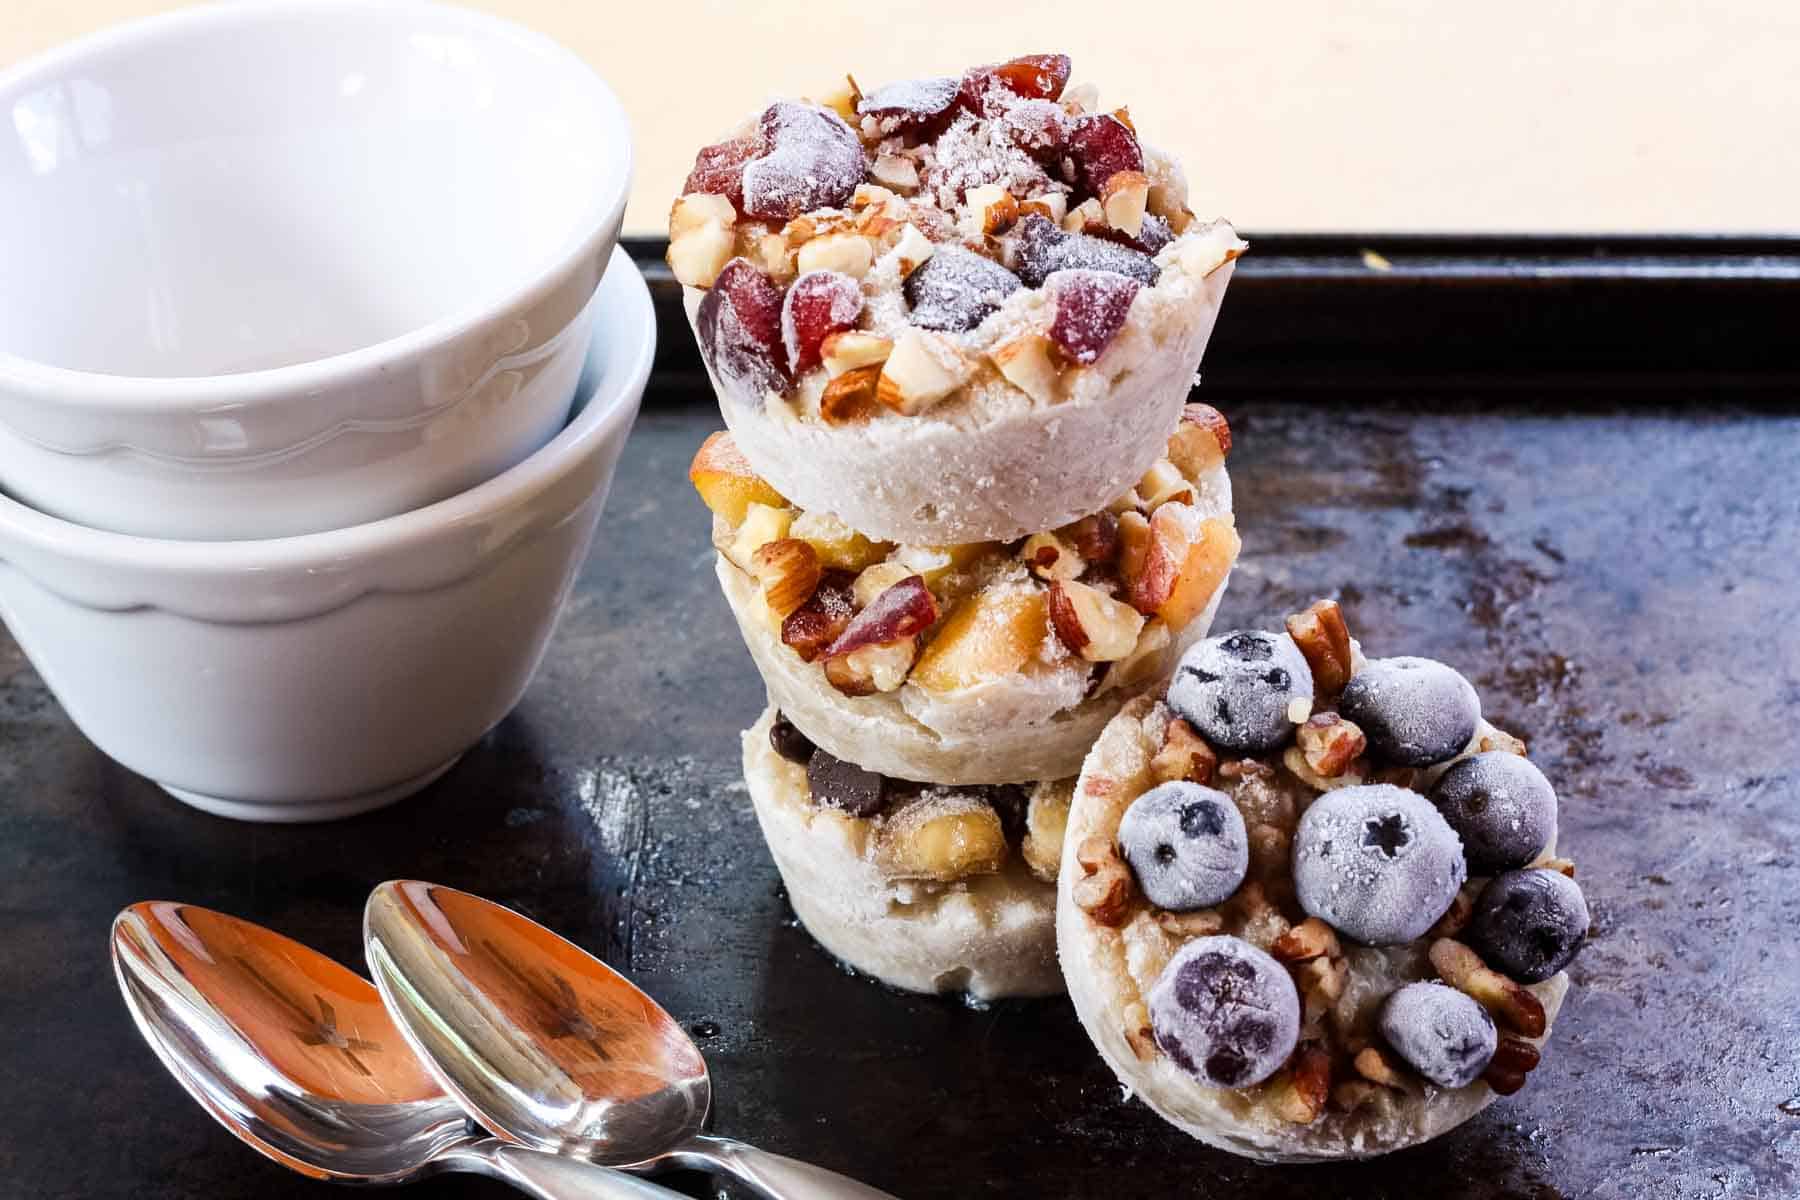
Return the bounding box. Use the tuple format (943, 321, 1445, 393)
(0, 0, 631, 539)
(0, 247, 652, 822)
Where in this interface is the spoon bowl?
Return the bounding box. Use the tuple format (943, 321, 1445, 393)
(111, 901, 676, 1199)
(365, 880, 900, 1199)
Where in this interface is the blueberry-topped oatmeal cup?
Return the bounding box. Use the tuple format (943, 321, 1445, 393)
(1055, 599, 1587, 1159)
(668, 54, 1244, 546)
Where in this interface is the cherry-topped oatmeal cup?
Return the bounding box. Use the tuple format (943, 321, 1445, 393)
(669, 54, 1244, 547)
(1056, 599, 1587, 1160)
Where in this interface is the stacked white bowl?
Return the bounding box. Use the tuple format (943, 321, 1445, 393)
(0, 2, 652, 820)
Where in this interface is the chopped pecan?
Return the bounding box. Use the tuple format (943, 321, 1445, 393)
(1476, 725, 1528, 756)
(1296, 955, 1348, 1028)
(1429, 938, 1547, 1037)
(1122, 1000, 1157, 1060)
(1285, 599, 1354, 699)
(1482, 1035, 1542, 1095)
(1073, 836, 1134, 927)
(1149, 717, 1218, 785)
(1269, 1042, 1332, 1124)
(1333, 1079, 1396, 1116)
(1271, 917, 1341, 964)
(1155, 908, 1225, 938)
(1353, 1045, 1408, 1089)
(1296, 713, 1367, 778)
(1537, 855, 1577, 878)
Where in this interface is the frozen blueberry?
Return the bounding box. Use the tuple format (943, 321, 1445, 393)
(1378, 981, 1497, 1088)
(769, 712, 817, 765)
(1430, 752, 1557, 875)
(1117, 782, 1248, 911)
(1338, 657, 1482, 767)
(1291, 784, 1467, 945)
(1467, 868, 1589, 983)
(1167, 631, 1313, 756)
(1147, 935, 1299, 1089)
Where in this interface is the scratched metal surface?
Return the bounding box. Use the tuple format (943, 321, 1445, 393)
(1, 391, 1796, 1199)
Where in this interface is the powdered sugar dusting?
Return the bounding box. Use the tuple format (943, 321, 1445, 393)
(742, 102, 867, 221)
(922, 109, 1059, 211)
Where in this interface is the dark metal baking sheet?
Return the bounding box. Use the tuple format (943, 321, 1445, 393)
(2, 248, 1797, 1198)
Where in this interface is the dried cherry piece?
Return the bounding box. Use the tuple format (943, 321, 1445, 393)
(1047, 269, 1140, 365)
(780, 270, 864, 374)
(696, 258, 789, 405)
(959, 54, 1073, 115)
(858, 76, 962, 137)
(781, 570, 857, 661)
(742, 102, 867, 222)
(1067, 113, 1145, 198)
(1013, 214, 1159, 287)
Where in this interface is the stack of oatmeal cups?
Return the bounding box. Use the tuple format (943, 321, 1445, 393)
(671, 54, 1245, 1000)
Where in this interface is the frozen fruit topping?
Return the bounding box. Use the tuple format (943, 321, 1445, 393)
(1339, 657, 1482, 767)
(1292, 784, 1468, 945)
(1067, 113, 1145, 198)
(1167, 631, 1313, 756)
(1430, 752, 1558, 875)
(997, 99, 1070, 159)
(683, 133, 763, 211)
(1467, 868, 1588, 983)
(959, 53, 1073, 115)
(823, 575, 938, 658)
(781, 570, 857, 661)
(806, 748, 892, 818)
(902, 246, 1024, 332)
(1148, 935, 1300, 1089)
(1118, 781, 1248, 911)
(858, 75, 961, 136)
(769, 712, 817, 765)
(780, 270, 864, 374)
(741, 102, 867, 222)
(696, 258, 788, 406)
(1013, 214, 1159, 288)
(1046, 269, 1139, 364)
(1378, 981, 1497, 1089)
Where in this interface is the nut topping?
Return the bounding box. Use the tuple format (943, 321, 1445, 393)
(1073, 835, 1135, 927)
(1295, 713, 1367, 778)
(1149, 717, 1219, 786)
(1428, 938, 1548, 1038)
(1270, 917, 1340, 964)
(1285, 599, 1355, 700)
(1481, 1035, 1542, 1095)
(1269, 1041, 1332, 1124)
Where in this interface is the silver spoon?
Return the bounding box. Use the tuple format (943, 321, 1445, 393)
(364, 880, 901, 1200)
(111, 900, 681, 1200)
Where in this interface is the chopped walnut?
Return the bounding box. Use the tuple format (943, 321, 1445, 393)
(1429, 938, 1547, 1037)
(1122, 1000, 1157, 1060)
(1270, 917, 1340, 963)
(1155, 908, 1225, 938)
(1353, 1045, 1408, 1089)
(1269, 1041, 1332, 1124)
(1073, 836, 1134, 927)
(1149, 717, 1218, 785)
(1285, 599, 1354, 699)
(1296, 713, 1367, 778)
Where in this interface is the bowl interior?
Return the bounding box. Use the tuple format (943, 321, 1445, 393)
(0, 1, 625, 379)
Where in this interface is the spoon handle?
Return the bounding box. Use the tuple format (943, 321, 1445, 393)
(677, 1134, 902, 1200)
(442, 1140, 683, 1200)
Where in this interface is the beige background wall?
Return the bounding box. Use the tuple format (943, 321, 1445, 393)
(6, 0, 1796, 235)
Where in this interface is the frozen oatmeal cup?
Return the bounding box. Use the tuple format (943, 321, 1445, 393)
(1055, 599, 1587, 1160)
(693, 407, 1237, 785)
(744, 706, 1070, 1000)
(668, 54, 1244, 546)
